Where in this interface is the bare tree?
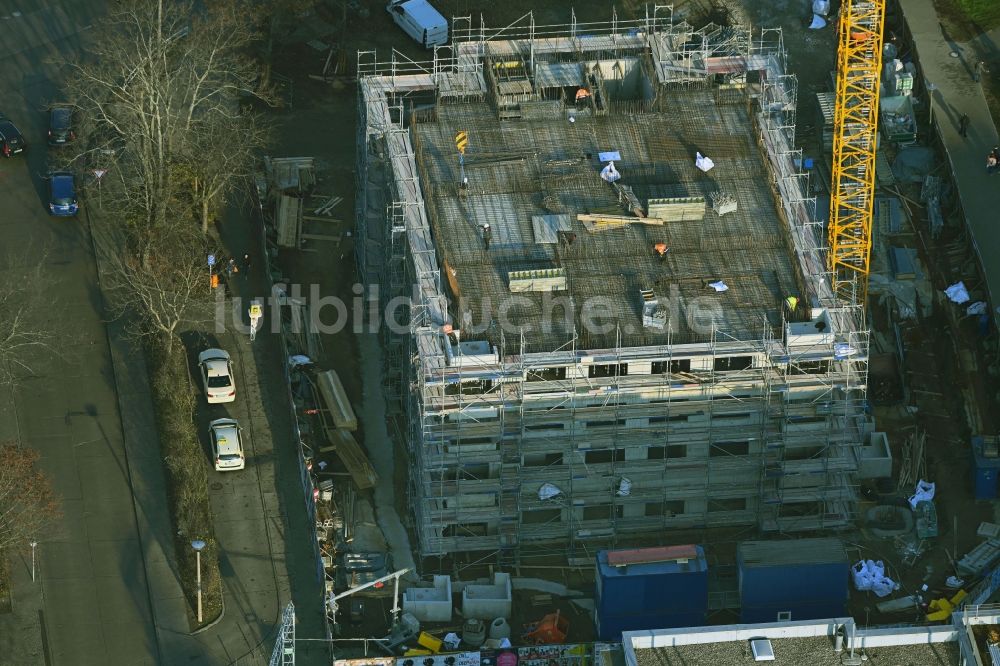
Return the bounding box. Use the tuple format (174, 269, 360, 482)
(63, 0, 270, 234)
(0, 253, 56, 385)
(0, 443, 60, 556)
(182, 113, 271, 232)
(102, 227, 215, 353)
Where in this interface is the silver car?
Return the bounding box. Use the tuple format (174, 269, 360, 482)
(209, 418, 245, 471)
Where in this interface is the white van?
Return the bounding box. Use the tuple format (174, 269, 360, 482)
(386, 0, 448, 48)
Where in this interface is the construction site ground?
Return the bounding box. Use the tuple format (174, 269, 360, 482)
(260, 0, 1000, 642)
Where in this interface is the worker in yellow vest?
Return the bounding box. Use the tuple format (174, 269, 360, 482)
(784, 295, 799, 319)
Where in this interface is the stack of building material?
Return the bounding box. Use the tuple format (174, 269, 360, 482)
(647, 196, 706, 221)
(316, 370, 358, 431)
(276, 194, 303, 248)
(577, 213, 663, 231)
(710, 191, 738, 216)
(884, 59, 913, 96)
(640, 289, 667, 330)
(921, 176, 944, 238)
(957, 538, 1000, 577)
(876, 151, 896, 187)
(508, 267, 568, 292)
(613, 183, 646, 217)
(816, 92, 836, 152)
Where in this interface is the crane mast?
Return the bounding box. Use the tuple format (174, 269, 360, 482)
(828, 0, 886, 304)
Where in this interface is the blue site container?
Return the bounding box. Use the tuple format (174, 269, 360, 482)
(738, 538, 848, 623)
(595, 545, 708, 640)
(972, 437, 1000, 500)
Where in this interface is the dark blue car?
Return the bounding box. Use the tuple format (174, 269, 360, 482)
(48, 172, 78, 216)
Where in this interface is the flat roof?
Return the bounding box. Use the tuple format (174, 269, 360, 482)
(738, 538, 848, 567)
(599, 545, 707, 578)
(413, 90, 800, 352)
(633, 636, 960, 666)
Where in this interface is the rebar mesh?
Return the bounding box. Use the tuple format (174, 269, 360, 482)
(414, 92, 798, 351)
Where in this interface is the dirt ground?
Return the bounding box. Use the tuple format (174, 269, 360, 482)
(255, 0, 1000, 640)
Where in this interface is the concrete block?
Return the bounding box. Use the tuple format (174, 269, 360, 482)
(403, 575, 453, 623)
(462, 573, 512, 620)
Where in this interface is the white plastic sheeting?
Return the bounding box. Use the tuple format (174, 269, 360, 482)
(289, 354, 313, 369)
(617, 477, 632, 497)
(813, 0, 831, 15)
(908, 479, 935, 509)
(708, 280, 729, 292)
(695, 152, 715, 172)
(809, 15, 827, 30)
(834, 343, 858, 359)
(600, 161, 621, 183)
(852, 559, 900, 598)
(968, 301, 987, 315)
(945, 281, 970, 304)
(538, 483, 562, 500)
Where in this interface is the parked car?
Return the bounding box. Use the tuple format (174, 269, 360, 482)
(209, 418, 245, 471)
(48, 106, 75, 146)
(0, 118, 25, 157)
(198, 348, 236, 403)
(47, 172, 79, 216)
(386, 0, 447, 48)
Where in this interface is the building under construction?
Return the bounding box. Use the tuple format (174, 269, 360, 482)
(355, 7, 873, 564)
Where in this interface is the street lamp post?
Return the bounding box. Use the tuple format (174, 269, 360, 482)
(191, 539, 206, 624)
(30, 540, 37, 583)
(926, 81, 938, 131)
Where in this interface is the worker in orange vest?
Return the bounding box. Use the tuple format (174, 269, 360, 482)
(653, 242, 669, 261)
(575, 87, 591, 107)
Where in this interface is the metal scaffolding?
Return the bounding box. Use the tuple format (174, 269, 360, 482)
(356, 8, 870, 563)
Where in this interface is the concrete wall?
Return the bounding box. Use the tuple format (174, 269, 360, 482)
(585, 58, 652, 101)
(462, 573, 513, 620)
(403, 575, 453, 622)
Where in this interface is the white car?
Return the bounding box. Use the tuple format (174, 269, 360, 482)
(198, 348, 235, 403)
(209, 418, 245, 471)
(387, 0, 447, 48)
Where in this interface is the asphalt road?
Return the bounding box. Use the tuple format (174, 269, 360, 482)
(0, 3, 328, 663)
(0, 2, 161, 663)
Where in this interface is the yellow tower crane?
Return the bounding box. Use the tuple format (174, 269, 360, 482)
(828, 0, 887, 304)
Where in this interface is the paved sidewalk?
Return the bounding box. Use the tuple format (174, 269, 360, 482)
(91, 217, 332, 665)
(902, 0, 1000, 309)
